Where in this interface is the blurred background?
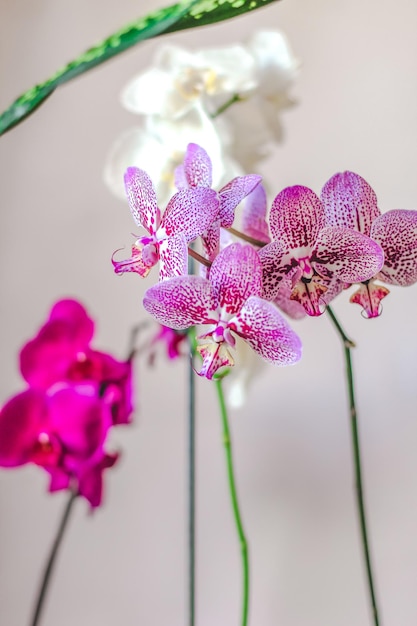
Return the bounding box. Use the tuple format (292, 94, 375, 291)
(1, 0, 417, 624)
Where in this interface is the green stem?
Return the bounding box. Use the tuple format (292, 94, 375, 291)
(326, 305, 381, 626)
(187, 328, 197, 626)
(30, 490, 77, 626)
(215, 379, 249, 626)
(211, 93, 245, 119)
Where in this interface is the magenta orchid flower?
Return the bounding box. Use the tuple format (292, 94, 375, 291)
(143, 243, 302, 379)
(20, 299, 133, 425)
(112, 166, 219, 280)
(176, 143, 262, 261)
(258, 185, 384, 316)
(0, 299, 134, 507)
(321, 171, 417, 317)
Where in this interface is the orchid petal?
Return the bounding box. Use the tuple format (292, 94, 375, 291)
(78, 452, 119, 508)
(232, 296, 302, 365)
(321, 171, 380, 235)
(350, 281, 390, 318)
(124, 167, 160, 234)
(121, 68, 188, 118)
(370, 209, 417, 286)
(242, 184, 271, 243)
(313, 226, 384, 283)
(161, 188, 219, 242)
(112, 245, 152, 277)
(273, 275, 306, 319)
(48, 300, 94, 347)
(210, 244, 262, 314)
(258, 240, 294, 300)
(269, 185, 325, 251)
(174, 164, 188, 190)
(194, 44, 256, 94)
(201, 219, 221, 266)
(218, 174, 262, 228)
(159, 234, 188, 281)
(183, 142, 213, 188)
(0, 390, 49, 467)
(246, 30, 299, 96)
(143, 276, 217, 329)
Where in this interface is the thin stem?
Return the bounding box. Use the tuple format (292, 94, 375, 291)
(187, 327, 196, 626)
(211, 94, 245, 119)
(227, 227, 266, 248)
(215, 379, 249, 626)
(30, 490, 77, 626)
(188, 247, 211, 268)
(326, 305, 381, 626)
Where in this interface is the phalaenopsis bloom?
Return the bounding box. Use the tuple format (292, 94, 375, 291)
(143, 243, 302, 379)
(258, 185, 385, 315)
(321, 171, 417, 317)
(112, 166, 219, 280)
(0, 299, 134, 507)
(175, 142, 262, 262)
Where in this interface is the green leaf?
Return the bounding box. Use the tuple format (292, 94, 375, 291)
(0, 0, 280, 136)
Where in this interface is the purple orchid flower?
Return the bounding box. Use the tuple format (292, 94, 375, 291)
(321, 171, 417, 317)
(0, 299, 134, 507)
(176, 143, 262, 262)
(258, 185, 384, 316)
(112, 166, 219, 280)
(143, 243, 302, 379)
(0, 385, 117, 508)
(20, 299, 133, 425)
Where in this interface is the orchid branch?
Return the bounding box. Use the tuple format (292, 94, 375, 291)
(30, 490, 78, 626)
(188, 247, 211, 268)
(215, 379, 249, 626)
(187, 325, 197, 626)
(211, 93, 245, 119)
(326, 304, 381, 626)
(227, 227, 267, 248)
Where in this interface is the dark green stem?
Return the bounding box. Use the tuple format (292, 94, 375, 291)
(188, 328, 196, 626)
(326, 305, 381, 626)
(30, 490, 77, 626)
(215, 379, 249, 626)
(211, 93, 245, 118)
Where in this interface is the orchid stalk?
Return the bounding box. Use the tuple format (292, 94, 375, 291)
(215, 378, 249, 626)
(30, 490, 78, 626)
(326, 305, 381, 626)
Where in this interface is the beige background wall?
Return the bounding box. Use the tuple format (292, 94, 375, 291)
(1, 0, 417, 624)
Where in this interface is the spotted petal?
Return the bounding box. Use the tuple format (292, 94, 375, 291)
(259, 240, 294, 300)
(350, 281, 390, 318)
(370, 209, 417, 286)
(112, 246, 152, 277)
(313, 226, 384, 283)
(124, 167, 160, 234)
(231, 296, 302, 365)
(183, 143, 213, 188)
(196, 341, 234, 380)
(218, 174, 262, 228)
(161, 188, 219, 242)
(210, 244, 262, 314)
(143, 276, 217, 329)
(321, 171, 380, 236)
(242, 184, 271, 243)
(269, 185, 325, 252)
(159, 234, 188, 281)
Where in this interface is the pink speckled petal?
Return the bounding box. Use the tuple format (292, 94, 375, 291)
(259, 241, 295, 300)
(313, 226, 384, 283)
(202, 220, 221, 264)
(143, 276, 217, 329)
(370, 209, 417, 286)
(290, 276, 328, 316)
(159, 234, 188, 280)
(231, 296, 302, 365)
(124, 167, 161, 234)
(321, 171, 380, 236)
(350, 281, 390, 318)
(196, 341, 234, 380)
(269, 186, 325, 251)
(112, 246, 152, 277)
(161, 188, 219, 242)
(219, 174, 262, 228)
(242, 184, 271, 244)
(183, 143, 213, 188)
(210, 244, 262, 314)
